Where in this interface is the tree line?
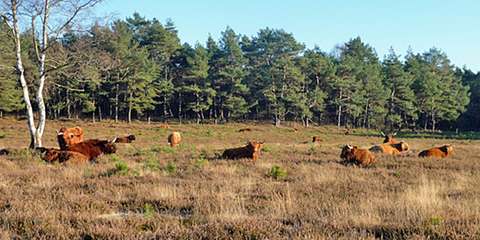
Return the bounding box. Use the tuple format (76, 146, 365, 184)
(0, 13, 478, 131)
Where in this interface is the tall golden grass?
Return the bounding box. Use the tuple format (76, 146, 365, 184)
(0, 118, 479, 239)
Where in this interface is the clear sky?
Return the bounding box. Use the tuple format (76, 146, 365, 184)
(95, 0, 480, 71)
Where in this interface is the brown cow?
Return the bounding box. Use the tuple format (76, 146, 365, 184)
(66, 139, 117, 161)
(222, 141, 265, 162)
(418, 145, 453, 158)
(238, 128, 252, 132)
(340, 145, 376, 167)
(369, 141, 409, 155)
(36, 147, 90, 165)
(114, 135, 136, 143)
(168, 132, 182, 147)
(57, 127, 84, 150)
(381, 131, 398, 144)
(312, 136, 322, 143)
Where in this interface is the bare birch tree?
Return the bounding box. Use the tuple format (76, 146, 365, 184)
(0, 0, 102, 148)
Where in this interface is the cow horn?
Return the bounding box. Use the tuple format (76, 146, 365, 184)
(111, 137, 117, 143)
(393, 132, 397, 136)
(380, 131, 385, 137)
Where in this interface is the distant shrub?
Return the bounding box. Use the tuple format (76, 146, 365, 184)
(151, 146, 175, 154)
(262, 145, 271, 153)
(114, 160, 130, 175)
(268, 165, 287, 180)
(143, 203, 155, 219)
(110, 154, 122, 162)
(144, 158, 161, 171)
(205, 129, 214, 137)
(195, 150, 209, 168)
(429, 216, 443, 226)
(164, 162, 177, 174)
(0, 132, 5, 139)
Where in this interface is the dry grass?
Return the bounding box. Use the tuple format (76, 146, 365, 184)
(0, 118, 479, 239)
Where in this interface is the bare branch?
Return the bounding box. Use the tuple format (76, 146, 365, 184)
(52, 0, 102, 36)
(53, 82, 84, 92)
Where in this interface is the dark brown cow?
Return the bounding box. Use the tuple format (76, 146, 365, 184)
(340, 145, 376, 167)
(114, 135, 136, 143)
(57, 127, 84, 150)
(418, 145, 453, 158)
(0, 148, 9, 155)
(238, 128, 252, 132)
(222, 141, 265, 162)
(66, 139, 117, 161)
(36, 147, 90, 165)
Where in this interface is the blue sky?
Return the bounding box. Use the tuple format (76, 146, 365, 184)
(95, 0, 480, 71)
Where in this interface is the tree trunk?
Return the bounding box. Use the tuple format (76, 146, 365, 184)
(11, 0, 38, 148)
(34, 0, 50, 147)
(128, 91, 133, 124)
(115, 83, 119, 123)
(178, 92, 182, 124)
(98, 105, 103, 122)
(337, 89, 343, 128)
(431, 112, 436, 132)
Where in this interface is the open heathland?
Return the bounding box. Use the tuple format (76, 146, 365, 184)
(0, 118, 479, 239)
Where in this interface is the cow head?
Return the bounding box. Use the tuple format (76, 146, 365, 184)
(57, 126, 84, 149)
(247, 140, 265, 153)
(99, 139, 117, 154)
(340, 144, 352, 158)
(440, 144, 454, 155)
(381, 131, 398, 144)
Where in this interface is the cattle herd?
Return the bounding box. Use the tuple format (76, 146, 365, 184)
(341, 132, 454, 167)
(0, 127, 453, 166)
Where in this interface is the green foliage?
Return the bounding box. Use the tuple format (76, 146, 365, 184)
(268, 165, 288, 180)
(1, 12, 473, 131)
(144, 158, 161, 171)
(261, 145, 272, 153)
(0, 132, 5, 139)
(143, 203, 155, 219)
(114, 160, 130, 176)
(151, 145, 175, 154)
(164, 162, 177, 174)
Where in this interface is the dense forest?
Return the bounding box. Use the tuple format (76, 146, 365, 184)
(0, 13, 478, 131)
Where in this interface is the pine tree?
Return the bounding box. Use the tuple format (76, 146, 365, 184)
(182, 43, 215, 123)
(382, 48, 417, 131)
(0, 21, 23, 117)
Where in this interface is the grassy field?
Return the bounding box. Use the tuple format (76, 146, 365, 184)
(0, 118, 479, 239)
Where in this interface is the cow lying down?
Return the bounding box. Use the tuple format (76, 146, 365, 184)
(340, 145, 376, 167)
(222, 141, 265, 162)
(37, 139, 117, 164)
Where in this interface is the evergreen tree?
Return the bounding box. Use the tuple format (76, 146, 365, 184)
(0, 21, 23, 117)
(382, 48, 417, 131)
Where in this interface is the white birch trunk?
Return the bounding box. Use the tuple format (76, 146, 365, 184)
(11, 0, 38, 147)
